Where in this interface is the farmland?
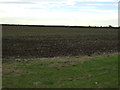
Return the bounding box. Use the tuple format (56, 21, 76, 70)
(2, 25, 118, 58)
(2, 24, 119, 88)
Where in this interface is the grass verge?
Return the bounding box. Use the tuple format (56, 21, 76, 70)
(3, 53, 118, 88)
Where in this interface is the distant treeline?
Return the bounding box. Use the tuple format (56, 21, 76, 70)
(2, 24, 119, 29)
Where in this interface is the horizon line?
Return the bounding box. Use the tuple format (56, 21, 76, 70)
(1, 24, 119, 28)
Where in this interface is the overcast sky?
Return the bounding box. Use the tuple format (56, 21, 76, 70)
(0, 0, 119, 26)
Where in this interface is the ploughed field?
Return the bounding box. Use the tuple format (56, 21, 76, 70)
(2, 25, 118, 58)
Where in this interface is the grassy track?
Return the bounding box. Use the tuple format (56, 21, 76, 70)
(3, 54, 118, 88)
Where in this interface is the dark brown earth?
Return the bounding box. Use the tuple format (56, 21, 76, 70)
(2, 25, 118, 58)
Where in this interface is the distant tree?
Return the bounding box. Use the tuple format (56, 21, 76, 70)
(109, 25, 112, 27)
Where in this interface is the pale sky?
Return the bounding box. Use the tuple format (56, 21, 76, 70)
(0, 0, 119, 26)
